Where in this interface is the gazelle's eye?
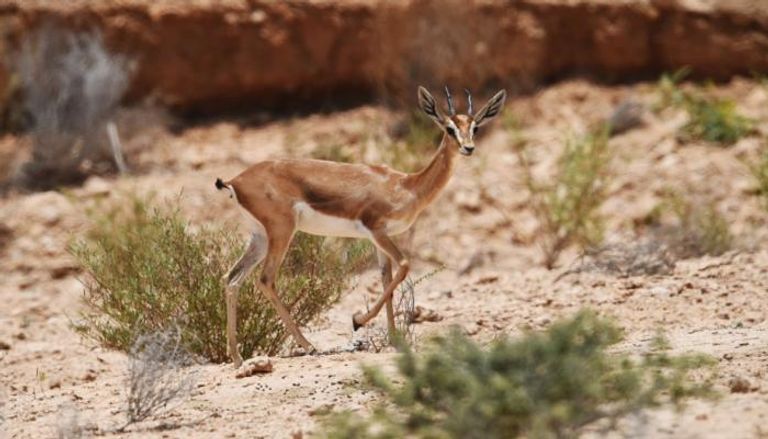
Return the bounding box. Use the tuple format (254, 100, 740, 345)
(472, 125, 479, 135)
(446, 126, 457, 138)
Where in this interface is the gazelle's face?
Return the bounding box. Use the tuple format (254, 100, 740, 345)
(417, 86, 507, 158)
(444, 115, 477, 156)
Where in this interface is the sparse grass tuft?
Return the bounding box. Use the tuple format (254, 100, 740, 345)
(323, 310, 716, 439)
(517, 127, 611, 268)
(749, 148, 768, 210)
(71, 195, 372, 362)
(654, 69, 691, 112)
(310, 141, 357, 163)
(383, 111, 439, 172)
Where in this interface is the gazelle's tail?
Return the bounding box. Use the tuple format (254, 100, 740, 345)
(215, 178, 236, 199)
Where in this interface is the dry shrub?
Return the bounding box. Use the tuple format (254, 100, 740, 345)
(12, 25, 131, 189)
(567, 193, 733, 279)
(516, 127, 611, 268)
(71, 196, 372, 363)
(649, 192, 733, 259)
(363, 265, 444, 351)
(323, 310, 715, 439)
(121, 328, 196, 430)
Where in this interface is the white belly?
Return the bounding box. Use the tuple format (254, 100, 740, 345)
(294, 202, 371, 238)
(384, 218, 414, 236)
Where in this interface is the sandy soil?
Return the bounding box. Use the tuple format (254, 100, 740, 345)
(1, 79, 768, 438)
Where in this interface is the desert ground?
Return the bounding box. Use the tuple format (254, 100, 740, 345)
(1, 76, 767, 438)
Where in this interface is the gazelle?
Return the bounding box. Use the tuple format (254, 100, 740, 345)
(217, 86, 506, 367)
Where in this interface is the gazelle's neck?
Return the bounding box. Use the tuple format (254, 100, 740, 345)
(404, 134, 457, 209)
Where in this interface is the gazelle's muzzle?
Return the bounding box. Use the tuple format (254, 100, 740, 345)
(459, 145, 475, 156)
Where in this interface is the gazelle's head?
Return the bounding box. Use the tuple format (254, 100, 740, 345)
(418, 86, 507, 156)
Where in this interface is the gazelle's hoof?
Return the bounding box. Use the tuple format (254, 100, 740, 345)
(352, 312, 364, 331)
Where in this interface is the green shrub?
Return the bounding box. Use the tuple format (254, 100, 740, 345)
(681, 95, 752, 145)
(71, 196, 371, 362)
(654, 71, 752, 146)
(323, 310, 715, 439)
(517, 128, 611, 268)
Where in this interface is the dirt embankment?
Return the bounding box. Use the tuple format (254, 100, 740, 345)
(1, 0, 768, 114)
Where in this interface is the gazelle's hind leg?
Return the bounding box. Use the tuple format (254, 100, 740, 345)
(256, 222, 317, 354)
(377, 249, 396, 337)
(353, 231, 409, 331)
(224, 230, 268, 367)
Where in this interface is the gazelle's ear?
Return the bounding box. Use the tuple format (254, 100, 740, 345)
(473, 89, 507, 127)
(418, 86, 445, 126)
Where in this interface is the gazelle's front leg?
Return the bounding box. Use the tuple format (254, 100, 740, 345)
(353, 231, 409, 331)
(376, 249, 396, 337)
(224, 231, 267, 368)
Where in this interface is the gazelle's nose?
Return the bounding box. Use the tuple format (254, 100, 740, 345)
(460, 145, 475, 156)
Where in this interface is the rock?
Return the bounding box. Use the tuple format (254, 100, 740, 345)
(0, 340, 10, 350)
(408, 306, 443, 324)
(235, 357, 273, 379)
(82, 176, 112, 196)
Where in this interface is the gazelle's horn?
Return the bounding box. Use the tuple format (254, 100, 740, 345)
(444, 86, 455, 116)
(465, 88, 473, 115)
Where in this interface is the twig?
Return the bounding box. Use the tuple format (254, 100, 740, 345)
(107, 120, 129, 174)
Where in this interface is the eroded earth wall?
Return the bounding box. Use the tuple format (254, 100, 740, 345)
(1, 0, 767, 113)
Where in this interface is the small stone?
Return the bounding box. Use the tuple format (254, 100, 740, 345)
(464, 325, 481, 336)
(729, 376, 751, 393)
(308, 403, 334, 416)
(0, 340, 10, 350)
(235, 357, 273, 378)
(476, 275, 499, 285)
